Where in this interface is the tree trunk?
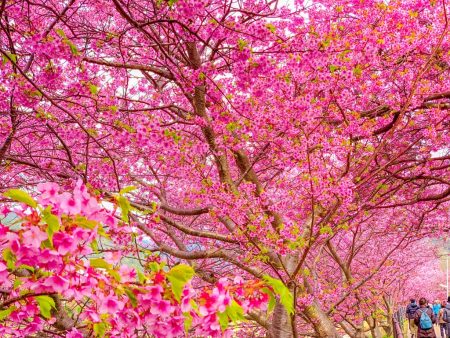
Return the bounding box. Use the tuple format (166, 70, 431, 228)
(268, 301, 294, 338)
(303, 300, 342, 337)
(367, 316, 383, 338)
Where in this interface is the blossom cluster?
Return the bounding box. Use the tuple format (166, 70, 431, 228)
(0, 183, 268, 337)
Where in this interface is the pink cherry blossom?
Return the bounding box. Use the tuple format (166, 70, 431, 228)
(58, 192, 82, 215)
(22, 226, 47, 248)
(99, 294, 125, 314)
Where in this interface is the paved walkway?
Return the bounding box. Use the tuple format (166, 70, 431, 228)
(407, 324, 443, 337)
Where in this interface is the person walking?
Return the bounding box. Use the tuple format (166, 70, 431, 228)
(414, 297, 436, 338)
(434, 300, 442, 317)
(442, 297, 450, 338)
(407, 298, 420, 338)
(434, 300, 442, 335)
(438, 300, 447, 338)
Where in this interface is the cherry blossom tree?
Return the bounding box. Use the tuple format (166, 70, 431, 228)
(0, 0, 449, 337)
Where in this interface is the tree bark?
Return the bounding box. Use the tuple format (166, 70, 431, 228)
(303, 300, 342, 337)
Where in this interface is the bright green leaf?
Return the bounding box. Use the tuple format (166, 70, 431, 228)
(263, 275, 294, 315)
(119, 186, 136, 194)
(67, 41, 79, 56)
(329, 64, 339, 73)
(266, 23, 276, 33)
(90, 258, 112, 270)
(117, 195, 131, 222)
(4, 189, 37, 208)
(35, 295, 55, 319)
(108, 269, 121, 282)
(3, 248, 16, 270)
(137, 270, 146, 284)
(43, 208, 59, 245)
(13, 279, 22, 290)
(225, 300, 245, 322)
(88, 83, 99, 95)
(0, 306, 15, 320)
(93, 322, 107, 337)
(6, 53, 17, 64)
(55, 28, 66, 38)
(353, 64, 362, 78)
(90, 240, 99, 253)
(166, 264, 195, 301)
(217, 311, 229, 331)
(17, 264, 34, 272)
(124, 287, 138, 308)
(183, 311, 193, 332)
(261, 287, 276, 313)
(237, 38, 248, 51)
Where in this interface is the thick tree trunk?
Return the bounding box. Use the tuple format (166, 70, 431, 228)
(268, 301, 294, 338)
(304, 300, 342, 337)
(268, 295, 341, 337)
(367, 315, 383, 338)
(268, 255, 341, 337)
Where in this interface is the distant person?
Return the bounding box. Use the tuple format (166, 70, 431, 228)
(407, 299, 419, 338)
(433, 300, 442, 316)
(414, 297, 436, 338)
(434, 300, 442, 331)
(438, 300, 447, 338)
(442, 297, 450, 337)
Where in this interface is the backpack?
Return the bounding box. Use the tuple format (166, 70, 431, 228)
(418, 309, 433, 330)
(406, 303, 418, 319)
(444, 308, 450, 323)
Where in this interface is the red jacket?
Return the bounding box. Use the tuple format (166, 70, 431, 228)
(413, 306, 436, 338)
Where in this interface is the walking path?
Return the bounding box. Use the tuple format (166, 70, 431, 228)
(407, 324, 442, 337)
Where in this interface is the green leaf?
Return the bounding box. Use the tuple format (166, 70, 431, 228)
(93, 322, 107, 337)
(35, 295, 55, 319)
(13, 279, 22, 290)
(4, 189, 37, 208)
(329, 64, 339, 73)
(90, 258, 112, 270)
(6, 53, 17, 64)
(0, 306, 15, 320)
(119, 186, 136, 194)
(166, 264, 195, 301)
(55, 28, 67, 38)
(137, 270, 146, 284)
(353, 64, 362, 78)
(263, 275, 294, 315)
(266, 23, 276, 33)
(88, 83, 98, 95)
(183, 312, 193, 332)
(319, 225, 333, 235)
(90, 240, 99, 253)
(108, 269, 121, 282)
(148, 262, 160, 272)
(261, 287, 276, 313)
(217, 311, 229, 330)
(117, 195, 131, 222)
(225, 300, 245, 322)
(75, 216, 98, 229)
(41, 239, 53, 249)
(17, 264, 34, 272)
(124, 287, 138, 308)
(3, 248, 16, 270)
(67, 41, 79, 56)
(43, 208, 59, 245)
(237, 38, 248, 51)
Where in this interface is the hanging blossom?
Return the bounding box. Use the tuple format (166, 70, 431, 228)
(0, 182, 270, 337)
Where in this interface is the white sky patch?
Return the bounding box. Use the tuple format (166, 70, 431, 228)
(431, 148, 449, 158)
